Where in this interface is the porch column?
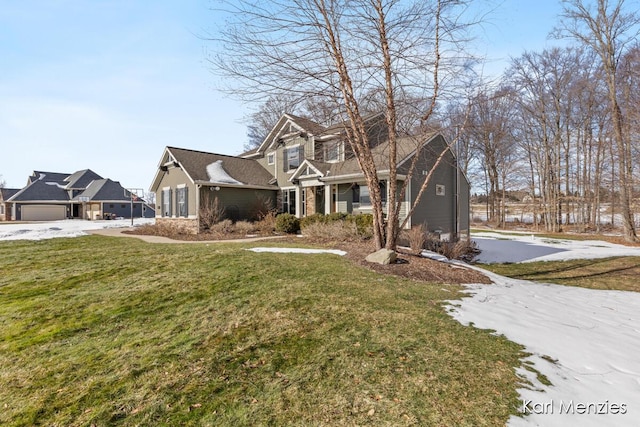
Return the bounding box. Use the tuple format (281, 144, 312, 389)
(324, 184, 332, 214)
(195, 185, 201, 223)
(404, 179, 412, 229)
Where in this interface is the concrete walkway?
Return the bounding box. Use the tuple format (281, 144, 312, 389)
(87, 227, 288, 244)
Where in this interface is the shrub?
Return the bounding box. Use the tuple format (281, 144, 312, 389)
(300, 213, 326, 229)
(248, 193, 275, 221)
(440, 239, 476, 260)
(210, 219, 234, 234)
(199, 194, 225, 231)
(234, 220, 255, 235)
(256, 211, 277, 234)
(352, 213, 373, 238)
(136, 221, 192, 236)
(403, 224, 427, 255)
(275, 213, 300, 234)
(301, 221, 360, 241)
(326, 212, 349, 223)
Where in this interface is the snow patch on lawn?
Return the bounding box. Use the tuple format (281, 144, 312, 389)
(448, 232, 640, 426)
(0, 219, 154, 241)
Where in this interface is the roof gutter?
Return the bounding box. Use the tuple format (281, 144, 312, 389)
(194, 181, 279, 191)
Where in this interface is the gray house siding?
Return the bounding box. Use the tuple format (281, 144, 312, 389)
(404, 135, 467, 237)
(201, 187, 276, 221)
(335, 183, 354, 213)
(273, 136, 315, 187)
(102, 202, 154, 219)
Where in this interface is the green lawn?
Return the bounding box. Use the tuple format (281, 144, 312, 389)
(1, 236, 525, 426)
(480, 256, 640, 292)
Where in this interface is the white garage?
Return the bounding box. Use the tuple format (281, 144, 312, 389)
(21, 205, 67, 221)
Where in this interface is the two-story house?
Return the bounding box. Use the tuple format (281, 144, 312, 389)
(150, 113, 470, 238)
(5, 169, 155, 221)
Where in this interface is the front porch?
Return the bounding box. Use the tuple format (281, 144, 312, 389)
(282, 179, 411, 228)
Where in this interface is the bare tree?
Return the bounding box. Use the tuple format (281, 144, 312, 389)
(207, 0, 474, 250)
(557, 0, 639, 241)
(463, 86, 520, 226)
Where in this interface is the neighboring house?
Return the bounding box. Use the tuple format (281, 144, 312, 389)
(150, 148, 279, 233)
(6, 169, 155, 221)
(0, 188, 20, 221)
(151, 113, 470, 239)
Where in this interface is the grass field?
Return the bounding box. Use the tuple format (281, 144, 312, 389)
(0, 236, 525, 426)
(480, 256, 640, 292)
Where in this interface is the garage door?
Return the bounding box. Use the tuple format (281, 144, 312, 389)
(22, 205, 66, 221)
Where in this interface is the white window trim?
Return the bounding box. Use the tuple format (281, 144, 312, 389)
(161, 186, 172, 218)
(267, 152, 275, 165)
(285, 144, 303, 173)
(324, 141, 344, 163)
(176, 185, 188, 217)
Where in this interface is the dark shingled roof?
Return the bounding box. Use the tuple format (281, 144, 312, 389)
(1, 188, 20, 201)
(327, 135, 432, 177)
(65, 169, 103, 189)
(286, 113, 327, 136)
(28, 171, 70, 185)
(9, 180, 70, 202)
(73, 179, 131, 202)
(167, 147, 277, 188)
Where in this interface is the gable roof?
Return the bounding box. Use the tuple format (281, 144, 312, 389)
(320, 133, 469, 184)
(285, 113, 327, 135)
(0, 188, 20, 201)
(73, 179, 131, 202)
(64, 169, 103, 189)
(289, 159, 331, 181)
(317, 111, 386, 139)
(8, 179, 70, 202)
(151, 147, 278, 191)
(252, 113, 328, 156)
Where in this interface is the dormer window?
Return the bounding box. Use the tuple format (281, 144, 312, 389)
(267, 153, 275, 165)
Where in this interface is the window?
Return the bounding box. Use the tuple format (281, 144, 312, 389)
(283, 146, 303, 172)
(324, 141, 343, 162)
(436, 184, 445, 196)
(353, 182, 386, 208)
(177, 187, 188, 217)
(162, 188, 172, 217)
(282, 189, 296, 215)
(267, 153, 275, 165)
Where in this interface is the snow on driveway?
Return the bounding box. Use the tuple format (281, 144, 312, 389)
(0, 218, 154, 241)
(447, 232, 640, 426)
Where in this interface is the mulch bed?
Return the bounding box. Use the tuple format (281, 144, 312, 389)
(334, 240, 492, 285)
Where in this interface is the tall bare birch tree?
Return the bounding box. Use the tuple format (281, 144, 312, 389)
(558, 0, 639, 241)
(207, 0, 473, 250)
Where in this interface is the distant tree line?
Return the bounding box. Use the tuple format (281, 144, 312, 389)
(448, 0, 640, 242)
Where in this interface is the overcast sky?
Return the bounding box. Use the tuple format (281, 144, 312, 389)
(1, 0, 566, 191)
